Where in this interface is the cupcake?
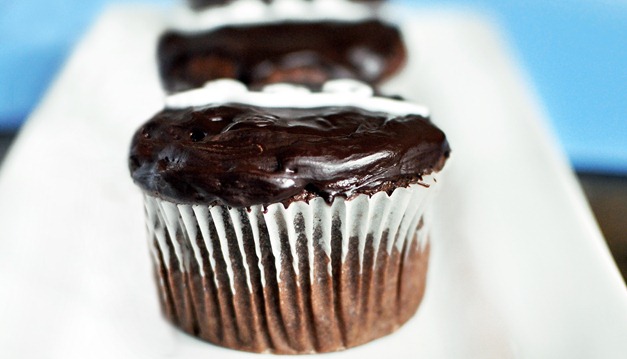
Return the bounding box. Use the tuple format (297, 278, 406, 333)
(158, 0, 405, 93)
(129, 80, 450, 354)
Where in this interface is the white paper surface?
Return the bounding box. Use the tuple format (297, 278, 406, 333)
(0, 5, 626, 358)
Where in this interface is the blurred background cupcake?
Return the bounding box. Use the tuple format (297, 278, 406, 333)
(157, 0, 405, 93)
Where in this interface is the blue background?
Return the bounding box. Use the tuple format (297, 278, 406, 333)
(1, 0, 625, 173)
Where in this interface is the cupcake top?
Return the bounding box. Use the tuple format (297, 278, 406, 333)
(129, 81, 450, 207)
(158, 20, 405, 92)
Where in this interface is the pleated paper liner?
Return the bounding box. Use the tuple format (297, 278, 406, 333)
(143, 177, 437, 354)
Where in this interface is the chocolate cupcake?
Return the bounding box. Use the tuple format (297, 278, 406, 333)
(129, 80, 450, 354)
(160, 0, 405, 93)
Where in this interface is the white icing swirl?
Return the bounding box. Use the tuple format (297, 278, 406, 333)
(165, 79, 430, 118)
(169, 0, 379, 32)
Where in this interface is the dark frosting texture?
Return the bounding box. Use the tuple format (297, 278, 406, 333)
(158, 20, 406, 92)
(130, 104, 450, 207)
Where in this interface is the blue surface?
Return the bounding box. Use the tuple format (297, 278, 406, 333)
(0, 0, 171, 130)
(1, 0, 626, 173)
(402, 0, 627, 174)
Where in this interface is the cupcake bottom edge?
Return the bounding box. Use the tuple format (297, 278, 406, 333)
(152, 233, 429, 354)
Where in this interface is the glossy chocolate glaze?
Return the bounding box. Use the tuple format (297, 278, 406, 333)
(158, 20, 406, 92)
(130, 104, 450, 207)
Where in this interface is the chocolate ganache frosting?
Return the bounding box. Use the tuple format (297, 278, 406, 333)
(130, 104, 450, 207)
(158, 20, 406, 92)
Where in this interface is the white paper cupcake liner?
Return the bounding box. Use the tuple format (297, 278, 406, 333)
(143, 176, 438, 354)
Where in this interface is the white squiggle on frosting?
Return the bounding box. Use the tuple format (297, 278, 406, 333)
(165, 79, 430, 118)
(322, 79, 374, 97)
(169, 0, 380, 33)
